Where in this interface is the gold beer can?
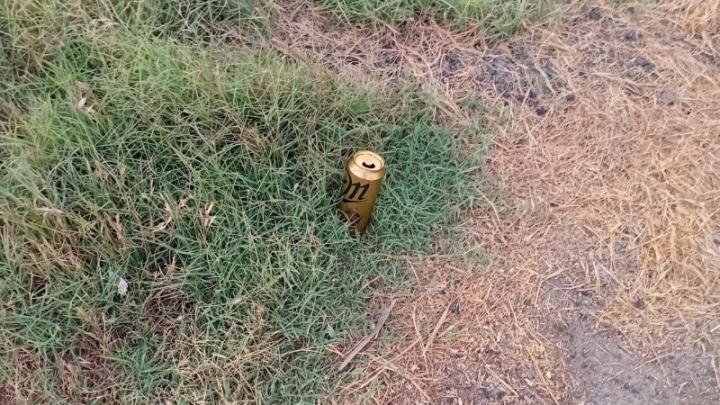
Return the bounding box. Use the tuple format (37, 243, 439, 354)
(338, 151, 386, 233)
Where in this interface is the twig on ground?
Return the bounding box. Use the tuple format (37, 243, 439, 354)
(339, 301, 395, 371)
(422, 298, 455, 356)
(527, 345, 560, 405)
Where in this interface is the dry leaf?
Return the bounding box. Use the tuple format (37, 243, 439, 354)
(117, 278, 128, 296)
(67, 250, 83, 270)
(36, 207, 64, 218)
(77, 96, 87, 110)
(152, 201, 174, 232)
(75, 82, 92, 112)
(150, 196, 191, 233)
(92, 17, 116, 30)
(112, 214, 124, 240)
(152, 217, 172, 233)
(93, 160, 109, 180)
(178, 196, 190, 209)
(325, 323, 337, 339)
(75, 306, 96, 325)
(201, 203, 216, 228)
(165, 256, 177, 277)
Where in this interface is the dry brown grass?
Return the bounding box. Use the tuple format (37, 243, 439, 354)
(334, 217, 590, 403)
(486, 4, 720, 352)
(664, 0, 720, 34)
(271, 0, 720, 402)
(270, 0, 494, 121)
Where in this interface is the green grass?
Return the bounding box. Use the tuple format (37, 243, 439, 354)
(0, 1, 484, 402)
(319, 0, 545, 38)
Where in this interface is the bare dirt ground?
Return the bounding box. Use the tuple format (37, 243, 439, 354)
(272, 1, 720, 403)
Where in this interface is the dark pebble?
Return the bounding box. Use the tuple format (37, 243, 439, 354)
(660, 90, 676, 105)
(553, 322, 568, 334)
(632, 56, 653, 70)
(340, 148, 354, 158)
(565, 94, 577, 102)
(512, 48, 530, 61)
(485, 348, 500, 356)
(345, 56, 361, 65)
(444, 53, 463, 74)
(477, 387, 506, 401)
(633, 298, 647, 310)
(450, 300, 461, 314)
(535, 106, 548, 116)
(624, 85, 642, 97)
(542, 60, 559, 77)
(669, 31, 685, 41)
(624, 31, 639, 41)
(588, 7, 602, 21)
(681, 102, 692, 114)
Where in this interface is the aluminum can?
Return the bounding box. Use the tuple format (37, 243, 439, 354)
(338, 151, 385, 233)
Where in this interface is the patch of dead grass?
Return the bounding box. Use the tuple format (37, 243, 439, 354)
(335, 216, 584, 403)
(270, 0, 494, 119)
(486, 4, 720, 352)
(663, 0, 720, 34)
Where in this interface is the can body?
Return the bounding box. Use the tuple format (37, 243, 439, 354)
(338, 151, 385, 233)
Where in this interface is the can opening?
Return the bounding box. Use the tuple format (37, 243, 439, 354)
(353, 151, 384, 173)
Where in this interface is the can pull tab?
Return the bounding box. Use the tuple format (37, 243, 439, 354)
(362, 161, 376, 169)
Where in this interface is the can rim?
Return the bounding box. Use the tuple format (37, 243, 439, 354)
(352, 151, 385, 172)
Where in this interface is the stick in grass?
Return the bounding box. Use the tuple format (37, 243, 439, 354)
(422, 298, 455, 356)
(338, 300, 395, 371)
